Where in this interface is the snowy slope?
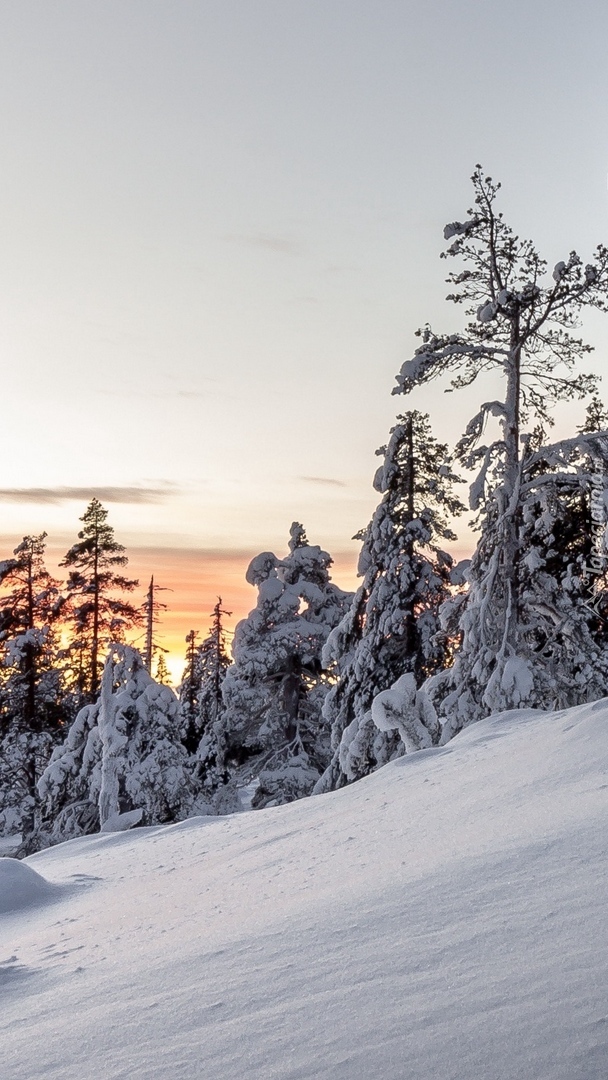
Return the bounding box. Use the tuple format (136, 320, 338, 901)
(2, 700, 608, 1080)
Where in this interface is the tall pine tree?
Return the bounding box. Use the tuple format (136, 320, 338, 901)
(61, 499, 140, 704)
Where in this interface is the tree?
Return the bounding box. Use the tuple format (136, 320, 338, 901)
(218, 524, 352, 808)
(38, 644, 198, 845)
(393, 167, 608, 730)
(179, 629, 202, 753)
(191, 598, 232, 753)
(182, 599, 233, 802)
(155, 653, 171, 685)
(0, 534, 66, 849)
(142, 575, 169, 673)
(579, 394, 608, 434)
(61, 499, 140, 703)
(315, 412, 464, 792)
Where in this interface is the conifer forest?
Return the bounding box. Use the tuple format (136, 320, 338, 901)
(3, 169, 608, 856)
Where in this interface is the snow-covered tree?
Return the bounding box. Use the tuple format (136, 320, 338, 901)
(61, 499, 140, 703)
(176, 600, 234, 808)
(0, 534, 66, 850)
(179, 629, 203, 753)
(38, 645, 198, 846)
(393, 167, 608, 733)
(515, 431, 608, 704)
(316, 412, 464, 792)
(178, 600, 232, 756)
(218, 524, 352, 808)
(190, 598, 232, 750)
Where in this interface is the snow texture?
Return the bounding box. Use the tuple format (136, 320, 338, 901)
(0, 857, 58, 914)
(4, 700, 608, 1078)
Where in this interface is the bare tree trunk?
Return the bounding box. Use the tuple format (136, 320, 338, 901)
(91, 533, 100, 699)
(145, 576, 154, 672)
(282, 656, 301, 743)
(502, 330, 522, 651)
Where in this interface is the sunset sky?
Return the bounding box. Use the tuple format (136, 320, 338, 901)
(2, 1, 608, 679)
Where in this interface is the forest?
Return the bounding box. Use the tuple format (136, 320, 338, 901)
(3, 167, 608, 857)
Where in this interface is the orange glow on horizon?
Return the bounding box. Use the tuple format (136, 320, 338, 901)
(0, 538, 363, 687)
(0, 534, 475, 687)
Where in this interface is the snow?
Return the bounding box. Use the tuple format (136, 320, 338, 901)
(0, 858, 60, 914)
(553, 260, 566, 282)
(3, 699, 608, 1077)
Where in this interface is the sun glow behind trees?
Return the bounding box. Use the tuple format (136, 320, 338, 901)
(0, 535, 364, 685)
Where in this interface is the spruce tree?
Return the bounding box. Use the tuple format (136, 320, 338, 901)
(61, 499, 140, 703)
(195, 598, 232, 749)
(179, 629, 202, 754)
(186, 599, 233, 802)
(0, 534, 66, 849)
(316, 412, 464, 791)
(155, 653, 171, 685)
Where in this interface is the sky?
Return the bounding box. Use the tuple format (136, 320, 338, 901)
(1, 0, 608, 675)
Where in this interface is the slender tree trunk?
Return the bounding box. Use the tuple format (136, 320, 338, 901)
(91, 532, 100, 698)
(502, 324, 522, 650)
(403, 415, 419, 673)
(282, 655, 301, 743)
(145, 576, 154, 672)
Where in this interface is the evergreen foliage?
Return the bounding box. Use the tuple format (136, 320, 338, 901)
(61, 499, 140, 704)
(393, 167, 608, 731)
(218, 524, 352, 808)
(191, 599, 232, 755)
(38, 644, 197, 845)
(316, 412, 464, 791)
(0, 534, 66, 849)
(155, 653, 171, 685)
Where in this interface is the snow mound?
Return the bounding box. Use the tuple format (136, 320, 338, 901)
(0, 858, 57, 914)
(99, 808, 143, 834)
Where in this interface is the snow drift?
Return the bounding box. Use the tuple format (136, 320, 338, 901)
(2, 699, 608, 1079)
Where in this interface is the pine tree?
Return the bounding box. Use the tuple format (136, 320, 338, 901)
(188, 599, 233, 802)
(38, 645, 198, 845)
(196, 599, 232, 747)
(579, 395, 608, 434)
(218, 524, 352, 808)
(61, 499, 140, 703)
(155, 653, 171, 685)
(316, 412, 464, 791)
(0, 534, 66, 849)
(179, 629, 202, 753)
(394, 167, 608, 730)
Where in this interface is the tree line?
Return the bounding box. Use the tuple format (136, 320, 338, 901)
(3, 166, 608, 855)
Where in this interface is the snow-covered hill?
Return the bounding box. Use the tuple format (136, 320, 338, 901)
(2, 700, 608, 1079)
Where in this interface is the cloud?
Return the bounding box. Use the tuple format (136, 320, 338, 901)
(301, 476, 347, 488)
(0, 485, 179, 505)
